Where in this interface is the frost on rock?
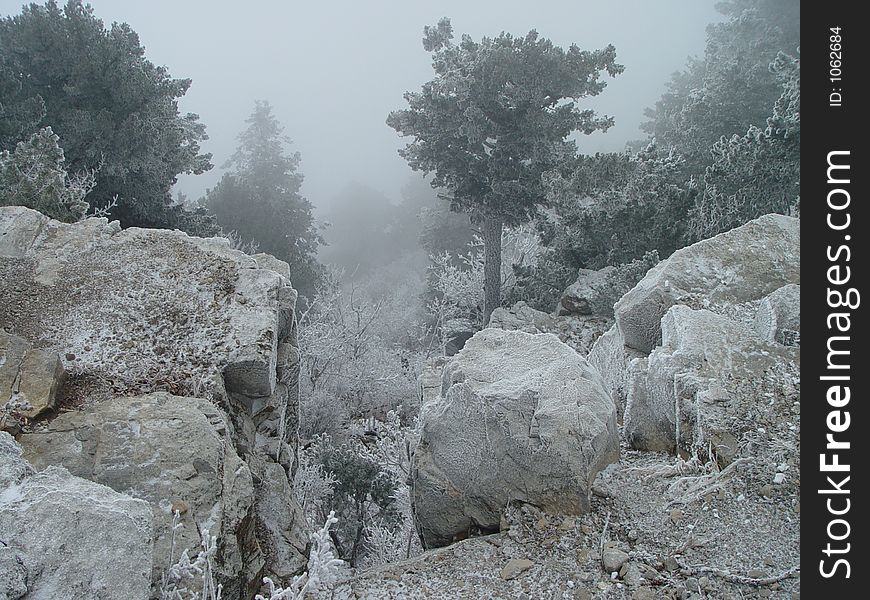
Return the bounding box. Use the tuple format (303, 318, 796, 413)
(0, 432, 153, 600)
(412, 328, 618, 548)
(614, 213, 799, 354)
(0, 207, 307, 597)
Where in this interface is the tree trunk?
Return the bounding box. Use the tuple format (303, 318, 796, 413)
(482, 213, 503, 326)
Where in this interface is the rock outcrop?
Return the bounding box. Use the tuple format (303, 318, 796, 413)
(0, 207, 306, 598)
(588, 214, 800, 458)
(0, 432, 154, 600)
(613, 214, 799, 354)
(412, 328, 619, 548)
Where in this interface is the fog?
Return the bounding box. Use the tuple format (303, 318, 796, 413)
(0, 0, 721, 210)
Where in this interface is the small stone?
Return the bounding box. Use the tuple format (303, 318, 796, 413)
(773, 472, 786, 485)
(670, 509, 683, 524)
(500, 558, 534, 580)
(170, 499, 189, 515)
(592, 484, 610, 498)
(581, 524, 593, 535)
(763, 556, 776, 567)
(627, 529, 638, 541)
(535, 516, 549, 530)
(573, 590, 592, 600)
(597, 581, 608, 590)
(698, 576, 710, 590)
(558, 516, 577, 531)
(65, 353, 76, 361)
(777, 463, 789, 472)
(747, 568, 766, 579)
(685, 577, 699, 591)
(632, 587, 657, 600)
(602, 548, 629, 573)
(759, 484, 774, 497)
(664, 556, 680, 572)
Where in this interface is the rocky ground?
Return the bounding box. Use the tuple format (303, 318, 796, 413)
(331, 434, 800, 599)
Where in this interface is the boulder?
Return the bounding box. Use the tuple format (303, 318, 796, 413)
(615, 214, 799, 353)
(754, 284, 800, 346)
(16, 393, 300, 598)
(488, 301, 556, 333)
(0, 332, 64, 433)
(0, 432, 153, 600)
(412, 329, 618, 548)
(559, 266, 616, 316)
(586, 326, 645, 420)
(623, 306, 799, 458)
(0, 207, 305, 596)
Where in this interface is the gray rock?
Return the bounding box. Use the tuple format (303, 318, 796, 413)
(488, 301, 556, 333)
(623, 306, 799, 456)
(0, 207, 306, 595)
(754, 284, 800, 346)
(603, 548, 630, 573)
(1, 332, 64, 431)
(18, 393, 260, 597)
(586, 325, 646, 420)
(615, 214, 799, 353)
(560, 266, 616, 316)
(0, 433, 153, 600)
(499, 558, 534, 580)
(413, 329, 619, 548)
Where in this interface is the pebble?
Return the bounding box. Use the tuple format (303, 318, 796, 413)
(747, 568, 766, 579)
(670, 508, 683, 524)
(602, 548, 629, 573)
(499, 558, 534, 580)
(773, 472, 786, 485)
(760, 484, 774, 497)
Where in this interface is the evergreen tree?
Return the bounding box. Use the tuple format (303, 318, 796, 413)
(205, 101, 323, 298)
(387, 18, 622, 323)
(0, 0, 215, 233)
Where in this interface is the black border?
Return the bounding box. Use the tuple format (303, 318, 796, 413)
(802, 2, 866, 595)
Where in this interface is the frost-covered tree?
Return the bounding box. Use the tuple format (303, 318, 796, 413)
(388, 17, 623, 323)
(204, 101, 323, 298)
(688, 52, 799, 240)
(0, 0, 215, 233)
(0, 127, 95, 221)
(642, 0, 800, 174)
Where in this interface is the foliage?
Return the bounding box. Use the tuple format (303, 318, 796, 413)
(388, 17, 623, 320)
(0, 0, 215, 233)
(427, 224, 544, 344)
(297, 265, 424, 437)
(687, 52, 799, 240)
(0, 127, 94, 221)
(541, 145, 693, 271)
(255, 512, 344, 600)
(641, 0, 800, 175)
(204, 101, 323, 298)
(318, 442, 400, 565)
(159, 510, 222, 600)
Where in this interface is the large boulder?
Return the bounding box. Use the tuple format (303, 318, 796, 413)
(623, 306, 799, 460)
(16, 393, 275, 597)
(614, 214, 799, 353)
(412, 329, 618, 548)
(0, 432, 153, 600)
(0, 207, 306, 597)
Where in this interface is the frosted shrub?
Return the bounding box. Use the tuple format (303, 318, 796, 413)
(255, 512, 344, 600)
(159, 511, 222, 600)
(0, 127, 95, 222)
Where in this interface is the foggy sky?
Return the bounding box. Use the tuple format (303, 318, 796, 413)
(0, 0, 722, 211)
